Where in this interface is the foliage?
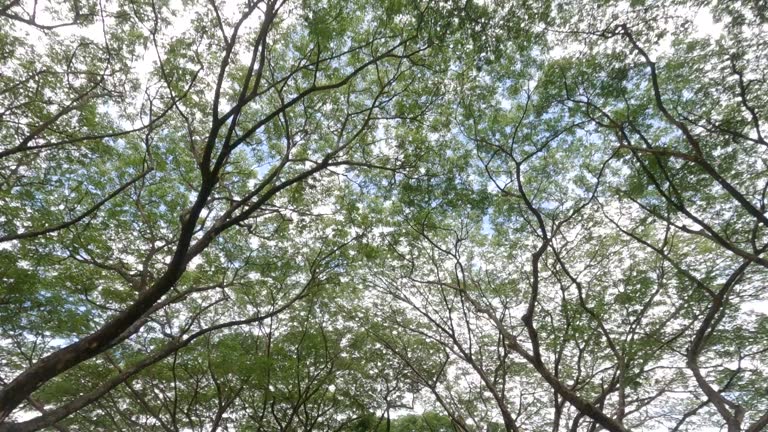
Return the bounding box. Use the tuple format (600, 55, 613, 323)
(1, 0, 767, 431)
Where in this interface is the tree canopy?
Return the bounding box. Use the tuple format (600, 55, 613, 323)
(1, 0, 767, 431)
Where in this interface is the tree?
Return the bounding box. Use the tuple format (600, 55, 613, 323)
(1, 0, 767, 431)
(0, 0, 453, 428)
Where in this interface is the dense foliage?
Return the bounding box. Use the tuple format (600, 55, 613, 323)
(1, 0, 767, 431)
